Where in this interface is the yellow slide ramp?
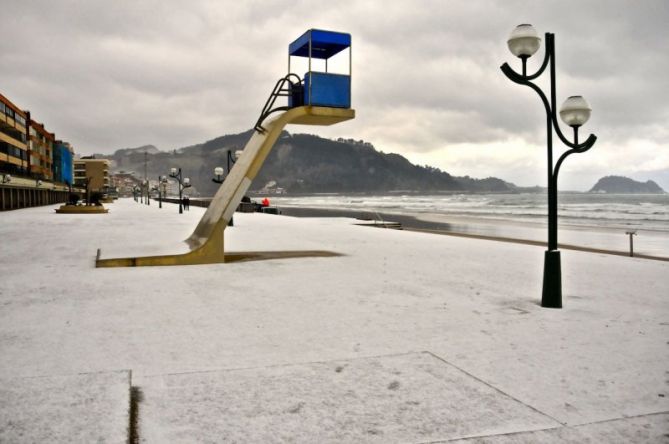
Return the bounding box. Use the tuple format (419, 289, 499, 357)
(96, 106, 354, 267)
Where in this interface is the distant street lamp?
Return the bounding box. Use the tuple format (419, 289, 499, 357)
(230, 150, 242, 173)
(169, 167, 191, 214)
(212, 167, 230, 224)
(211, 151, 241, 226)
(161, 176, 168, 208)
(501, 24, 597, 309)
(152, 184, 158, 206)
(212, 150, 242, 184)
(156, 175, 167, 209)
(212, 166, 225, 184)
(144, 180, 150, 206)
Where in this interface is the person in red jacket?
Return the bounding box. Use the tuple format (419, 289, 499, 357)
(261, 197, 270, 207)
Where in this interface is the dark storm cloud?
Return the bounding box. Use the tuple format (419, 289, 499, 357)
(1, 0, 667, 188)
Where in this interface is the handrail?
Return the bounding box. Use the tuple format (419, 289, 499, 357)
(254, 73, 302, 133)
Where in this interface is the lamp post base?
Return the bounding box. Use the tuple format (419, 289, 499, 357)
(541, 250, 562, 308)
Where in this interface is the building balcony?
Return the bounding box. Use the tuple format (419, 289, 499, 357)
(0, 130, 27, 150)
(0, 115, 26, 134)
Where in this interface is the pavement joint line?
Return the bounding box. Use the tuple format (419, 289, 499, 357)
(418, 425, 564, 443)
(420, 410, 669, 443)
(405, 228, 669, 262)
(423, 350, 565, 427)
(566, 409, 669, 428)
(136, 350, 421, 379)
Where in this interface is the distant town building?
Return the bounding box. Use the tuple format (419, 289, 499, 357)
(111, 171, 143, 197)
(74, 157, 110, 192)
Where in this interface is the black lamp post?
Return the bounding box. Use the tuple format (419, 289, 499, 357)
(212, 149, 241, 184)
(156, 175, 167, 209)
(212, 166, 225, 184)
(228, 149, 241, 175)
(501, 24, 597, 309)
(212, 150, 241, 225)
(169, 167, 191, 214)
(212, 166, 230, 224)
(152, 184, 159, 207)
(144, 180, 150, 206)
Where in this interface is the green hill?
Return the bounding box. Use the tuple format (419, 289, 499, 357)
(101, 130, 520, 196)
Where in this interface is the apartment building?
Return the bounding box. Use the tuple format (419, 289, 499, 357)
(0, 93, 29, 176)
(74, 157, 110, 192)
(53, 141, 74, 185)
(0, 92, 75, 210)
(29, 120, 55, 180)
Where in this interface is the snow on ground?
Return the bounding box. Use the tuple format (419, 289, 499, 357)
(0, 198, 667, 442)
(0, 371, 130, 442)
(140, 352, 556, 442)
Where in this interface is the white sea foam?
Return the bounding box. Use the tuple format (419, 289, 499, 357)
(272, 193, 669, 232)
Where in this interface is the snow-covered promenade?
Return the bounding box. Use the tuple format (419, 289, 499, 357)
(1, 198, 667, 442)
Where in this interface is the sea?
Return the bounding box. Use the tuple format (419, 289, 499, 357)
(269, 193, 669, 257)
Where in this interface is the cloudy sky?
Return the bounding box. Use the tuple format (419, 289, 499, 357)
(1, 0, 667, 190)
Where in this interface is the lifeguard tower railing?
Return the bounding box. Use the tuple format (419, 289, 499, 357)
(255, 29, 351, 133)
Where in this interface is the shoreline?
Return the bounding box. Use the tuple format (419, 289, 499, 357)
(278, 206, 669, 262)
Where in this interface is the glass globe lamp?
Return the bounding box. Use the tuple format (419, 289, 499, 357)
(559, 96, 592, 127)
(508, 24, 541, 58)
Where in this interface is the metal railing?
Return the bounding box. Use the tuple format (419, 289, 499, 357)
(254, 74, 302, 133)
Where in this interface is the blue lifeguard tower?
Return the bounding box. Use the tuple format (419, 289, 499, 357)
(288, 29, 351, 108)
(255, 29, 352, 132)
(98, 29, 355, 267)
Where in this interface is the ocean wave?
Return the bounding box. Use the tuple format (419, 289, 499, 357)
(272, 193, 669, 233)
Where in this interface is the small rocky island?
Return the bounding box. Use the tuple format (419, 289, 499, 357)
(589, 175, 665, 194)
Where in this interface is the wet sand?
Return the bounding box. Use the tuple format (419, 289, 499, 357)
(279, 206, 669, 262)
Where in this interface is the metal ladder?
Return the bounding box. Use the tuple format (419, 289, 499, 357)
(254, 74, 302, 134)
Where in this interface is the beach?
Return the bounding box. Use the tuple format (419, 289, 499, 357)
(1, 199, 667, 442)
(272, 193, 669, 259)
